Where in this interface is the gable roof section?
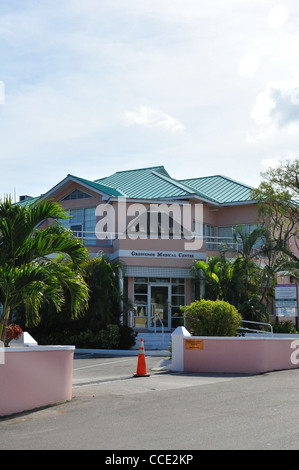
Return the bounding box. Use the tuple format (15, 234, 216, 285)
(96, 167, 253, 204)
(179, 175, 253, 204)
(66, 174, 125, 197)
(17, 166, 255, 206)
(95, 166, 197, 200)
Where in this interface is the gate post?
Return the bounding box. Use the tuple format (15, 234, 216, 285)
(171, 326, 191, 371)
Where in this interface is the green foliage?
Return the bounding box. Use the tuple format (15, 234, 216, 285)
(98, 324, 120, 349)
(19, 254, 137, 349)
(118, 325, 138, 350)
(183, 299, 242, 336)
(30, 324, 137, 350)
(271, 320, 297, 334)
(81, 257, 123, 329)
(0, 196, 89, 342)
(251, 159, 299, 265)
(238, 295, 269, 323)
(191, 223, 281, 323)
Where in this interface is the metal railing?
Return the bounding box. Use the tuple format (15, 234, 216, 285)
(154, 312, 165, 348)
(237, 320, 273, 337)
(70, 230, 248, 247)
(68, 230, 264, 258)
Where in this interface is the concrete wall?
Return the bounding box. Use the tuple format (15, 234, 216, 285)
(0, 346, 74, 417)
(171, 327, 299, 374)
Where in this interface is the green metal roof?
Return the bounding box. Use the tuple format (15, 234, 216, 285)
(18, 166, 255, 206)
(179, 175, 253, 203)
(67, 174, 125, 197)
(95, 166, 196, 199)
(96, 167, 253, 203)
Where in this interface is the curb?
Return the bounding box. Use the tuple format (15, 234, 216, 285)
(75, 348, 170, 357)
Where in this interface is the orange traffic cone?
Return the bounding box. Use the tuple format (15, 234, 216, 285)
(133, 338, 150, 377)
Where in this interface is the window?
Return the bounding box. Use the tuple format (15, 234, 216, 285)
(127, 210, 185, 239)
(217, 224, 264, 251)
(62, 189, 92, 201)
(84, 207, 97, 245)
(60, 208, 96, 245)
(133, 278, 148, 328)
(203, 224, 215, 250)
(217, 226, 234, 249)
(171, 278, 185, 329)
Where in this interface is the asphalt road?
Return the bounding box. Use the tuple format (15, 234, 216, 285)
(1, 353, 299, 451)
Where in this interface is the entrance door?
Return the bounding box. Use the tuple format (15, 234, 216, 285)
(149, 284, 170, 330)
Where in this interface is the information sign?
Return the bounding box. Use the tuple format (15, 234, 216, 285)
(185, 339, 204, 350)
(275, 284, 298, 317)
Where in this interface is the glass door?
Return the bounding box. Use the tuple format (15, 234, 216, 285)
(149, 284, 170, 330)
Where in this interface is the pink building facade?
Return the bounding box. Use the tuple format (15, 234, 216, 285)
(23, 165, 293, 332)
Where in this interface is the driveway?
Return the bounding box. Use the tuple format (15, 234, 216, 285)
(1, 353, 299, 450)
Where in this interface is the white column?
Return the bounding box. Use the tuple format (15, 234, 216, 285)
(171, 326, 191, 371)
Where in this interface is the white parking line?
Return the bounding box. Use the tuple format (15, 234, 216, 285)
(73, 357, 136, 371)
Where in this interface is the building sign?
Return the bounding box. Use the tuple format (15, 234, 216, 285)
(185, 339, 204, 350)
(112, 250, 206, 260)
(275, 284, 298, 317)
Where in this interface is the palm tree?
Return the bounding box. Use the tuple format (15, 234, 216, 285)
(191, 257, 221, 300)
(192, 226, 267, 307)
(0, 196, 89, 343)
(232, 225, 266, 297)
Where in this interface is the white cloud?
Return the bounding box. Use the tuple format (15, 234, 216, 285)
(267, 5, 288, 30)
(238, 54, 259, 78)
(250, 81, 299, 142)
(124, 106, 185, 132)
(1, 1, 299, 196)
(261, 158, 281, 169)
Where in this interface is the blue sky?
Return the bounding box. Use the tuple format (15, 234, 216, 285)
(0, 0, 299, 199)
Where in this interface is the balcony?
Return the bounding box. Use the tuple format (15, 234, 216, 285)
(71, 230, 262, 255)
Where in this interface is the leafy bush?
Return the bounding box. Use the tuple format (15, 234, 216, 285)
(272, 320, 297, 334)
(239, 295, 269, 323)
(183, 299, 242, 336)
(98, 324, 120, 349)
(118, 325, 138, 350)
(29, 324, 137, 349)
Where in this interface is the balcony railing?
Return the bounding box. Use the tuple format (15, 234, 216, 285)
(71, 230, 262, 254)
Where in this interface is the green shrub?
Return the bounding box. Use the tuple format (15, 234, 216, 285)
(29, 324, 137, 349)
(118, 325, 138, 350)
(272, 320, 297, 334)
(183, 299, 242, 336)
(98, 324, 120, 349)
(239, 295, 269, 323)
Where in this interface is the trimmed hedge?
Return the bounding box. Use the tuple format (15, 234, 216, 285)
(29, 324, 137, 350)
(183, 299, 242, 336)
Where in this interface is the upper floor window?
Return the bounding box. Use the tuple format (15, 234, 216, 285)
(60, 207, 96, 245)
(62, 189, 92, 201)
(128, 210, 186, 239)
(217, 224, 263, 251)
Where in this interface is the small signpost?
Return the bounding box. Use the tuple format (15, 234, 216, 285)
(275, 284, 298, 329)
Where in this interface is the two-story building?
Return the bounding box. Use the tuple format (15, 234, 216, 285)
(22, 165, 266, 334)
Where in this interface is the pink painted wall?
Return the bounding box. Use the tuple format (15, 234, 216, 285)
(0, 347, 74, 417)
(183, 337, 299, 374)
